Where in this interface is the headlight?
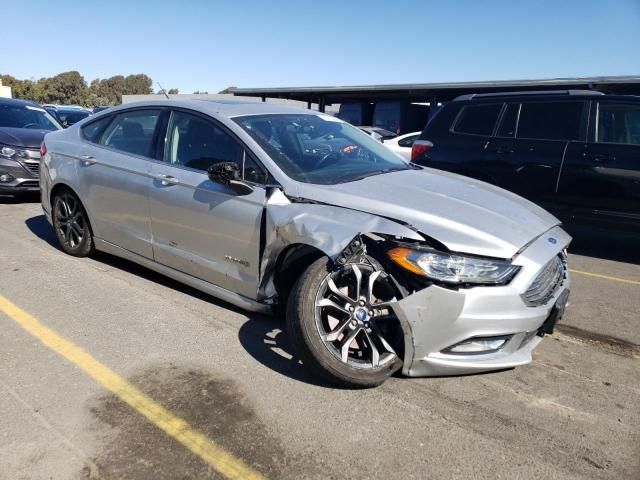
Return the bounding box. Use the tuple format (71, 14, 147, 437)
(1, 146, 16, 157)
(0, 144, 28, 159)
(387, 246, 520, 285)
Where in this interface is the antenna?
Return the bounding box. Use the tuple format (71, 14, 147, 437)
(156, 81, 170, 100)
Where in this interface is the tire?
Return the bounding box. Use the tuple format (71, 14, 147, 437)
(287, 257, 403, 388)
(52, 190, 94, 257)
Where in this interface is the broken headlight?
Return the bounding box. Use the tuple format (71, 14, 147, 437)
(387, 246, 520, 286)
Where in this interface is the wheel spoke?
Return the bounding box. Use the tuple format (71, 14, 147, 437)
(327, 277, 354, 305)
(317, 298, 349, 315)
(70, 221, 83, 238)
(367, 271, 381, 304)
(340, 328, 361, 363)
(64, 226, 72, 246)
(370, 323, 397, 355)
(364, 330, 381, 367)
(66, 196, 77, 216)
(351, 264, 363, 301)
(323, 318, 352, 342)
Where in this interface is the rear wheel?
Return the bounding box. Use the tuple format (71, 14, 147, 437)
(52, 190, 94, 257)
(287, 257, 403, 388)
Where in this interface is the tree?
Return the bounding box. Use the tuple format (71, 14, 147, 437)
(193, 91, 209, 94)
(45, 71, 88, 105)
(123, 74, 153, 95)
(1, 71, 155, 106)
(168, 88, 179, 94)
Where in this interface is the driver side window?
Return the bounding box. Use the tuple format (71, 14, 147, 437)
(165, 111, 266, 183)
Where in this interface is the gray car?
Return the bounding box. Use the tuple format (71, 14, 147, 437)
(40, 100, 571, 387)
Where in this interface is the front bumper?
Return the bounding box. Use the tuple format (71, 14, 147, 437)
(392, 225, 571, 377)
(0, 153, 40, 195)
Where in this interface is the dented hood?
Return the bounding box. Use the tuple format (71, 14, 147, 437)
(294, 168, 560, 259)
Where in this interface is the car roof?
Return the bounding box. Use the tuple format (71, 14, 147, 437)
(453, 90, 640, 103)
(56, 107, 91, 113)
(102, 99, 318, 118)
(0, 97, 41, 108)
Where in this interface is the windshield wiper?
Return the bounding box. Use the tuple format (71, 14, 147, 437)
(340, 167, 408, 183)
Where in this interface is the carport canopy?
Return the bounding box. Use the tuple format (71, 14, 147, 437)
(229, 75, 640, 111)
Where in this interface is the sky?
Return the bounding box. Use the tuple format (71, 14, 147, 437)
(1, 0, 639, 94)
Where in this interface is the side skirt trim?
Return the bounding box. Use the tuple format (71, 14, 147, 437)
(94, 238, 272, 314)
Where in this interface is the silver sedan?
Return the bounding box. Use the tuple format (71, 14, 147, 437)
(40, 100, 570, 387)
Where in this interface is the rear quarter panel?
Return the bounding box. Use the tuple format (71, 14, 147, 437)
(41, 128, 83, 221)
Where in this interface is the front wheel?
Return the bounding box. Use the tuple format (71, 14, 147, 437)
(52, 190, 94, 257)
(287, 257, 403, 388)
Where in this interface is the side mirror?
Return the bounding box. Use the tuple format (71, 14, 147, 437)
(207, 162, 254, 195)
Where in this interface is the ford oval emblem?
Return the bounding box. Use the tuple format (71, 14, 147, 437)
(548, 237, 557, 244)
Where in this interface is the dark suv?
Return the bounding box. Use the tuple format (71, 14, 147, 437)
(0, 97, 61, 195)
(412, 91, 640, 231)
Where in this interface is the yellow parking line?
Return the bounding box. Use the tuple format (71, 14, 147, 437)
(569, 269, 640, 286)
(0, 294, 265, 480)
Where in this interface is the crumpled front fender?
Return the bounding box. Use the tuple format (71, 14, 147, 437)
(257, 189, 424, 300)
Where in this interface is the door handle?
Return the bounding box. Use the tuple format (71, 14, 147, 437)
(584, 153, 616, 163)
(81, 155, 96, 166)
(496, 146, 515, 154)
(154, 174, 179, 186)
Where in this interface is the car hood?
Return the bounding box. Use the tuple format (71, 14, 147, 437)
(0, 127, 49, 149)
(294, 168, 561, 258)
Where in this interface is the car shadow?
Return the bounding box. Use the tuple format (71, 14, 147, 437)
(24, 213, 332, 388)
(237, 316, 335, 388)
(25, 214, 59, 248)
(564, 224, 640, 265)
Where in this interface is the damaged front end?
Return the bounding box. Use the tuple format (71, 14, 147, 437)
(255, 187, 435, 375)
(256, 187, 571, 378)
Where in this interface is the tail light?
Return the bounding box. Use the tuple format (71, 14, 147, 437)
(40, 142, 47, 158)
(411, 140, 433, 161)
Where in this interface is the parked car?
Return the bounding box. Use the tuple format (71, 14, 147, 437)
(93, 106, 111, 114)
(55, 107, 92, 128)
(358, 126, 397, 142)
(41, 100, 571, 387)
(383, 131, 420, 160)
(0, 97, 61, 195)
(373, 101, 429, 135)
(42, 105, 61, 122)
(412, 90, 640, 231)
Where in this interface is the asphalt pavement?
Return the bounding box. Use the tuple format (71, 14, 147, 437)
(0, 198, 638, 479)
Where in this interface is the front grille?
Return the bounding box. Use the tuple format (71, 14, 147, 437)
(23, 160, 40, 177)
(522, 255, 566, 306)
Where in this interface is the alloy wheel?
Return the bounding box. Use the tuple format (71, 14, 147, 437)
(54, 193, 86, 250)
(314, 263, 400, 369)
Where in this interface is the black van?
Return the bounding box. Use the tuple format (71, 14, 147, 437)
(412, 91, 640, 231)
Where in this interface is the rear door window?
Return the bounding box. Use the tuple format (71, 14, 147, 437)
(99, 110, 161, 157)
(517, 102, 583, 141)
(81, 115, 113, 142)
(453, 104, 502, 136)
(597, 102, 640, 145)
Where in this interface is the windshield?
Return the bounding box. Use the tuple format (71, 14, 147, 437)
(57, 110, 91, 126)
(0, 104, 61, 131)
(234, 114, 409, 184)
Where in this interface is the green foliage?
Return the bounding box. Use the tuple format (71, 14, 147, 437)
(193, 90, 209, 94)
(168, 88, 179, 94)
(0, 71, 154, 107)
